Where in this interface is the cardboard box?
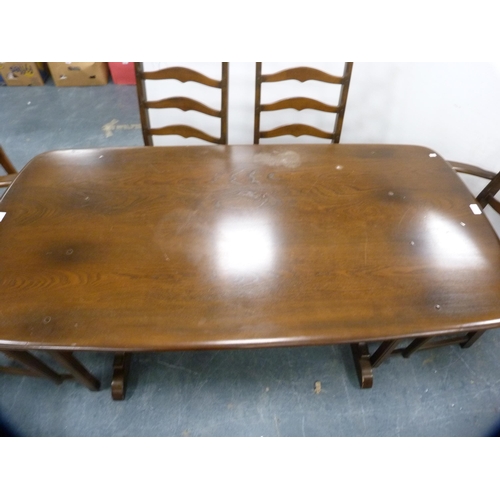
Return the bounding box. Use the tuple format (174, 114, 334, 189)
(48, 62, 109, 87)
(108, 62, 136, 85)
(0, 62, 48, 86)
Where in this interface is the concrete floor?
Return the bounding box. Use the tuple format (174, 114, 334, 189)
(1, 81, 500, 436)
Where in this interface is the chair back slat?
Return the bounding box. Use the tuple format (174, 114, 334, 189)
(261, 67, 345, 84)
(140, 67, 222, 87)
(261, 97, 340, 113)
(260, 124, 334, 141)
(145, 97, 222, 117)
(148, 125, 223, 145)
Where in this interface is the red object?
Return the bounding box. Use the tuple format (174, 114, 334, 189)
(108, 62, 136, 85)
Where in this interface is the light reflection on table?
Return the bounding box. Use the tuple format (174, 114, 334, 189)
(215, 215, 275, 276)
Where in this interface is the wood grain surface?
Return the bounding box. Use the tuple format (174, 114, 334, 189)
(1, 144, 500, 351)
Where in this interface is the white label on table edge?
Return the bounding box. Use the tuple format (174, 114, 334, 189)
(470, 204, 482, 215)
(0, 212, 5, 222)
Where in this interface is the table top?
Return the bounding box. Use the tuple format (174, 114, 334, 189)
(1, 144, 500, 351)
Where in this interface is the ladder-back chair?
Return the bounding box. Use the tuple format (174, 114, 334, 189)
(135, 62, 229, 146)
(254, 62, 353, 144)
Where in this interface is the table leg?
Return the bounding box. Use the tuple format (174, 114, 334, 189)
(350, 342, 373, 389)
(1, 350, 64, 384)
(111, 353, 131, 401)
(49, 351, 101, 391)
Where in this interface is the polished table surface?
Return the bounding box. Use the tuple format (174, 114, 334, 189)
(1, 144, 500, 352)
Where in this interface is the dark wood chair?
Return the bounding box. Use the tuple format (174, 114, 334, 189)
(135, 63, 229, 146)
(253, 62, 353, 144)
(0, 146, 18, 188)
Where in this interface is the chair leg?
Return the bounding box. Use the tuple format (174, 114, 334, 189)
(402, 337, 432, 358)
(48, 351, 100, 391)
(403, 330, 485, 358)
(1, 350, 64, 384)
(0, 146, 17, 174)
(370, 340, 400, 368)
(111, 353, 131, 401)
(461, 331, 484, 349)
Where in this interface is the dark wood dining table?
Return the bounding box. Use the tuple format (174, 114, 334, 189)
(1, 144, 500, 399)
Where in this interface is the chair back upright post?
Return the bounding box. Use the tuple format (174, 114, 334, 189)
(333, 62, 353, 143)
(254, 62, 354, 144)
(135, 63, 153, 146)
(135, 62, 229, 146)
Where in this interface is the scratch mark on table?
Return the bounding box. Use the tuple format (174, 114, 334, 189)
(364, 230, 368, 265)
(397, 207, 412, 228)
(249, 170, 260, 184)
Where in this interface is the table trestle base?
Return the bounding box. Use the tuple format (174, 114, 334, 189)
(350, 343, 374, 389)
(111, 353, 131, 400)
